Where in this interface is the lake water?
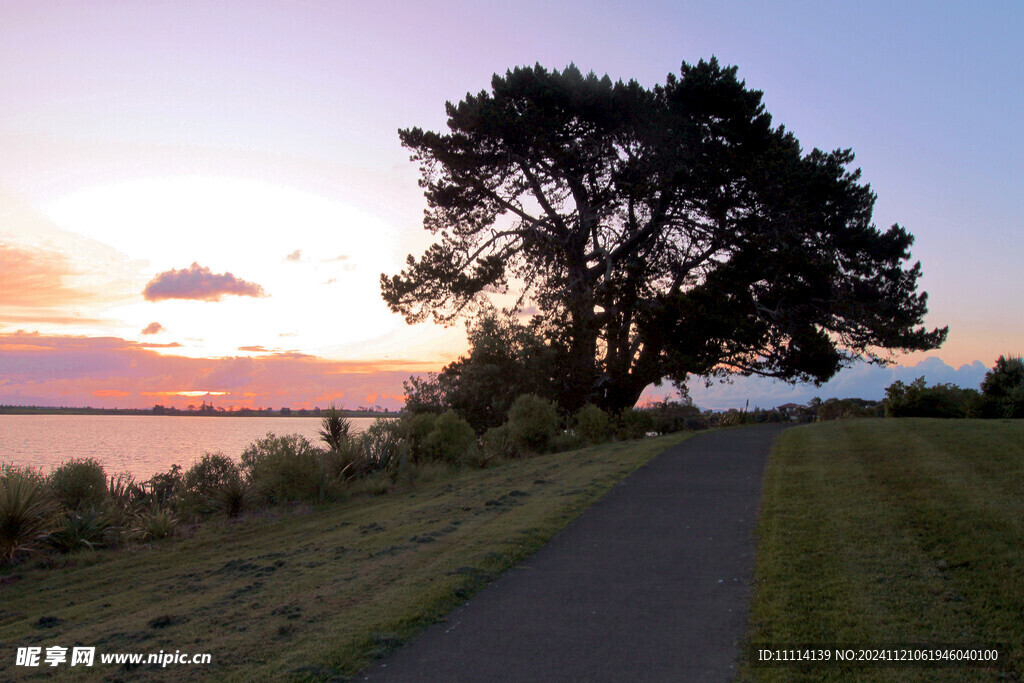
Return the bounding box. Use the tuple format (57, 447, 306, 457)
(0, 415, 379, 480)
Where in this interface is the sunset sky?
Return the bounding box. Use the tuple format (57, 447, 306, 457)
(2, 1, 1021, 411)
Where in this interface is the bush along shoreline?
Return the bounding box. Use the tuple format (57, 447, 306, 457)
(0, 397, 701, 568)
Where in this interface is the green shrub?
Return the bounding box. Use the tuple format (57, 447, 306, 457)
(47, 508, 111, 553)
(181, 452, 241, 515)
(574, 404, 612, 445)
(1, 466, 56, 564)
(507, 394, 560, 454)
(421, 411, 478, 465)
(360, 418, 409, 480)
(617, 407, 655, 439)
(482, 423, 519, 461)
(404, 412, 439, 464)
(145, 464, 183, 507)
(241, 433, 336, 504)
(48, 457, 108, 512)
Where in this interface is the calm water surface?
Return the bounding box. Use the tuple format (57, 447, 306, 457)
(0, 415, 377, 480)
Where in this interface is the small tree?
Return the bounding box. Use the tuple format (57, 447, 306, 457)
(884, 377, 977, 418)
(404, 311, 559, 432)
(979, 355, 1024, 418)
(319, 405, 353, 451)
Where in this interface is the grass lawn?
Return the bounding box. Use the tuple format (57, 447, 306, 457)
(0, 432, 688, 681)
(744, 418, 1024, 681)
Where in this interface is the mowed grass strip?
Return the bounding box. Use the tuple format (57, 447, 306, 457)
(744, 419, 1024, 682)
(0, 432, 689, 681)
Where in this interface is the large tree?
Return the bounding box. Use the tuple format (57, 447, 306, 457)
(382, 59, 947, 413)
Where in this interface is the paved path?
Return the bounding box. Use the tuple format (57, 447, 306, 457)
(360, 424, 790, 682)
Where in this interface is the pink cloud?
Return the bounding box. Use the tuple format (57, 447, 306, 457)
(141, 322, 164, 334)
(143, 263, 266, 302)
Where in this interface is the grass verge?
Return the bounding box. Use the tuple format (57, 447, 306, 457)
(0, 432, 689, 681)
(743, 419, 1024, 681)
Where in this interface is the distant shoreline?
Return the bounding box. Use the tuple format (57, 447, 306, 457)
(0, 405, 398, 418)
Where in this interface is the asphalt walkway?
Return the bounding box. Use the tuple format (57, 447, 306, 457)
(360, 423, 790, 682)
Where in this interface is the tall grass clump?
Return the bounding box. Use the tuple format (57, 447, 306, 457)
(47, 507, 111, 554)
(47, 457, 108, 511)
(209, 477, 257, 518)
(1, 466, 56, 564)
(131, 504, 178, 542)
(507, 394, 560, 454)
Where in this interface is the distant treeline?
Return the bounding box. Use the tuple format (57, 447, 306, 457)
(0, 403, 397, 418)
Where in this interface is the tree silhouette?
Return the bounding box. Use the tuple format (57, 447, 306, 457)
(382, 59, 946, 412)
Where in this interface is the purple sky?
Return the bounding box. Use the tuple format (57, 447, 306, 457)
(1, 1, 1021, 410)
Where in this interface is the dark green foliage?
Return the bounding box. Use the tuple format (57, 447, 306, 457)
(815, 397, 884, 421)
(979, 355, 1024, 418)
(403, 312, 559, 432)
(184, 452, 241, 494)
(884, 377, 979, 418)
(1, 466, 56, 564)
(482, 424, 519, 461)
(617, 408, 656, 440)
(420, 411, 478, 465)
(507, 394, 561, 454)
(574, 404, 612, 445)
(643, 399, 708, 433)
(383, 60, 946, 414)
(404, 412, 439, 464)
(47, 457, 108, 511)
(146, 464, 182, 506)
(551, 431, 584, 453)
(181, 452, 242, 516)
(209, 478, 257, 518)
(107, 473, 145, 512)
(241, 433, 335, 504)
(47, 508, 111, 553)
(360, 418, 409, 481)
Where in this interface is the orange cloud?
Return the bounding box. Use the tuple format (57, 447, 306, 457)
(0, 331, 423, 411)
(0, 244, 117, 313)
(143, 263, 266, 302)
